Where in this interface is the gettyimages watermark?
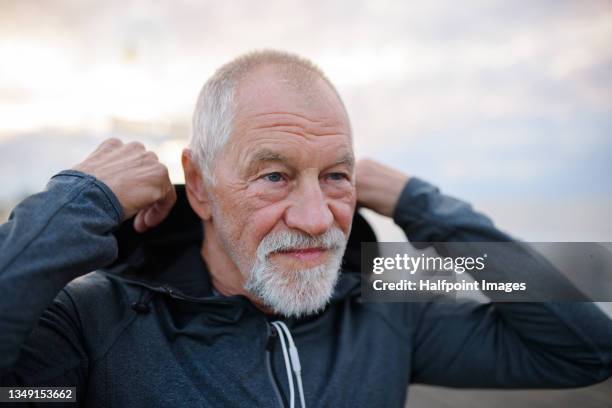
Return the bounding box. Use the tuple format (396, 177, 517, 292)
(361, 242, 612, 302)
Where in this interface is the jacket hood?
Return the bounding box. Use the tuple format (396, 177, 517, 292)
(104, 185, 377, 304)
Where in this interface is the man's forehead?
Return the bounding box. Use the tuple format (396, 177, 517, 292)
(234, 64, 350, 129)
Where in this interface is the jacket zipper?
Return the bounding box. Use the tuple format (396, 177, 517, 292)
(266, 322, 287, 408)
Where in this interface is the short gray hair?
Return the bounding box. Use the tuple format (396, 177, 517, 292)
(190, 49, 344, 183)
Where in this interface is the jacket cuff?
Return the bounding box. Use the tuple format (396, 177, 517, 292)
(50, 170, 124, 223)
(392, 177, 438, 225)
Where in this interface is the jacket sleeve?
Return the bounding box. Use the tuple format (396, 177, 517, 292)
(0, 170, 122, 375)
(394, 177, 612, 387)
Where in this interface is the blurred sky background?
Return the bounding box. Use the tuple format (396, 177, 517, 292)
(1, 0, 611, 242)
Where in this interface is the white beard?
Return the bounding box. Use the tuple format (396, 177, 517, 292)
(244, 227, 347, 318)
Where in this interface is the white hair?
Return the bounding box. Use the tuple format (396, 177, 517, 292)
(190, 49, 346, 183)
(245, 226, 347, 317)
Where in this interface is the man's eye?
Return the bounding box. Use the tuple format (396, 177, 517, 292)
(263, 172, 284, 182)
(327, 172, 348, 181)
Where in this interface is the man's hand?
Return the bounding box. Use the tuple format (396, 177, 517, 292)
(73, 138, 177, 233)
(355, 159, 410, 218)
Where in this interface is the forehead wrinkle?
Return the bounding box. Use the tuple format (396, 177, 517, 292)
(251, 111, 331, 126)
(239, 111, 350, 138)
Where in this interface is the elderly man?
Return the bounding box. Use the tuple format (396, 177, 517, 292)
(0, 50, 611, 407)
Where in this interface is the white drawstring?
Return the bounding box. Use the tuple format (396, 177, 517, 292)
(271, 321, 306, 408)
(275, 321, 306, 408)
(271, 321, 295, 408)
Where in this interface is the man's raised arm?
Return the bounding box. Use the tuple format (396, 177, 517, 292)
(356, 158, 612, 388)
(0, 138, 176, 371)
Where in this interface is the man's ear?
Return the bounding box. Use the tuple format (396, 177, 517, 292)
(182, 148, 213, 220)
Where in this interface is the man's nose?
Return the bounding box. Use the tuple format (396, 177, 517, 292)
(285, 181, 334, 237)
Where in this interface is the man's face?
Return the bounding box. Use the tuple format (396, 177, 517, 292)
(208, 65, 356, 316)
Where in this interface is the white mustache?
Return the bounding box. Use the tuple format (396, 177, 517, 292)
(256, 227, 346, 260)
